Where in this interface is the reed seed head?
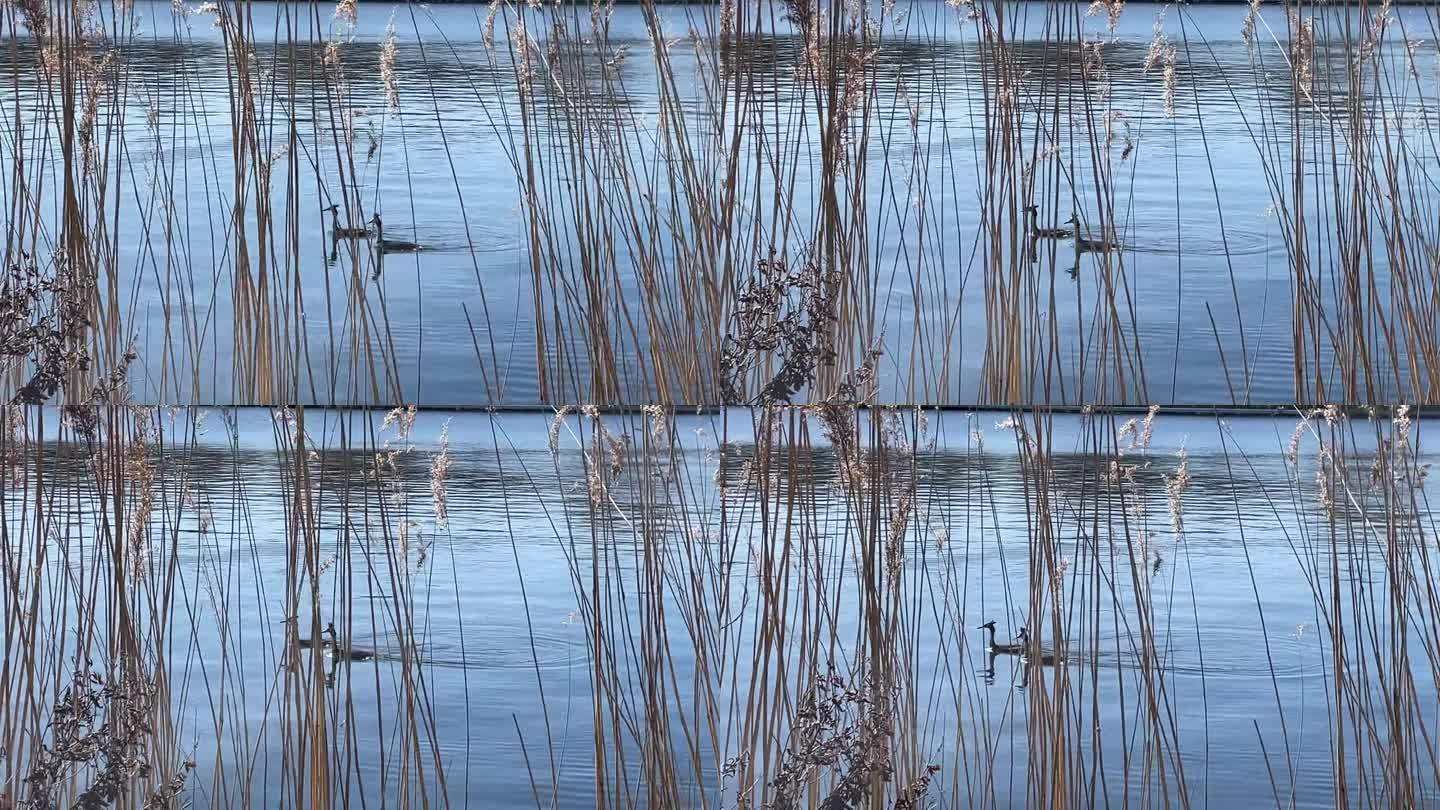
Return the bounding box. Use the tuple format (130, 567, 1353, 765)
(548, 405, 572, 455)
(1241, 0, 1261, 47)
(1165, 448, 1191, 532)
(430, 419, 452, 529)
(380, 15, 399, 110)
(334, 0, 356, 28)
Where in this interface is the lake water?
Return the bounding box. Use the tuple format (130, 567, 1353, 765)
(4, 405, 1434, 807)
(3, 0, 1434, 406)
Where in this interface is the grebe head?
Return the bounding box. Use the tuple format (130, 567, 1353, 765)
(323, 204, 339, 214)
(976, 620, 997, 631)
(1066, 213, 1080, 226)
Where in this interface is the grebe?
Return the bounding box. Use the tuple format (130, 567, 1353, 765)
(1064, 213, 1120, 279)
(297, 632, 332, 651)
(1017, 626, 1060, 664)
(322, 622, 376, 662)
(369, 214, 423, 253)
(287, 616, 332, 651)
(976, 620, 1024, 655)
(1024, 204, 1073, 266)
(323, 204, 371, 240)
(1065, 213, 1120, 253)
(1024, 205, 1072, 239)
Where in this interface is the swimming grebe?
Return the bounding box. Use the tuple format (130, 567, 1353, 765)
(323, 204, 371, 240)
(297, 630, 333, 651)
(369, 214, 422, 253)
(1063, 213, 1120, 279)
(286, 616, 333, 651)
(1065, 213, 1120, 254)
(1017, 626, 1061, 664)
(1024, 205, 1072, 239)
(322, 622, 376, 662)
(976, 620, 1024, 655)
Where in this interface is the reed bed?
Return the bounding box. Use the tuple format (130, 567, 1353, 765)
(2, 0, 1440, 806)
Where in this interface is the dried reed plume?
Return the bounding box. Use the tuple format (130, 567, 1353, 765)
(1290, 11, 1315, 96)
(1241, 0, 1261, 47)
(430, 419, 453, 529)
(1143, 15, 1178, 116)
(334, 0, 356, 28)
(380, 14, 400, 110)
(1087, 0, 1126, 36)
(547, 405, 572, 455)
(483, 0, 500, 48)
(124, 416, 157, 582)
(1165, 447, 1191, 532)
